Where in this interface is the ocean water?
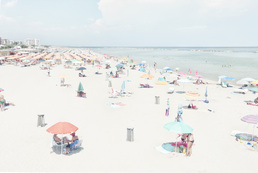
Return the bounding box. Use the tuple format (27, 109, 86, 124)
(90, 47, 258, 82)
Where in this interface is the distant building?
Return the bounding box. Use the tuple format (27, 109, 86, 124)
(0, 37, 2, 45)
(2, 39, 9, 45)
(25, 38, 40, 46)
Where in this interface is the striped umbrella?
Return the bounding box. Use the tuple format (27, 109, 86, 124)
(241, 115, 258, 124)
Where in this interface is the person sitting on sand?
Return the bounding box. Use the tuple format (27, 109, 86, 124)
(0, 94, 5, 111)
(186, 133, 194, 157)
(254, 97, 258, 104)
(170, 80, 179, 85)
(4, 99, 15, 107)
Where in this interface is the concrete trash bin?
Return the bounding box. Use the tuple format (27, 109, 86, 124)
(155, 96, 160, 104)
(108, 80, 112, 87)
(37, 114, 45, 127)
(127, 128, 134, 142)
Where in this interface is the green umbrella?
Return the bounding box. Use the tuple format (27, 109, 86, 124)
(78, 82, 84, 92)
(164, 122, 193, 134)
(248, 88, 258, 93)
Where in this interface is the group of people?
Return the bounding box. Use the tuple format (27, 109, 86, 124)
(53, 132, 79, 150)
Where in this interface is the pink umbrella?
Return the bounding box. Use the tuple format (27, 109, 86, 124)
(195, 75, 203, 78)
(178, 72, 186, 75)
(95, 65, 102, 68)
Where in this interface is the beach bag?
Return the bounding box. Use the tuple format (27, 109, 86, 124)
(63, 148, 70, 155)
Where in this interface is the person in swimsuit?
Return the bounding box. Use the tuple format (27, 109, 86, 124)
(53, 134, 62, 145)
(186, 133, 194, 156)
(254, 97, 258, 104)
(0, 94, 5, 111)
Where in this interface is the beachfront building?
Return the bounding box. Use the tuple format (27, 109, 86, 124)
(25, 38, 40, 46)
(0, 37, 2, 45)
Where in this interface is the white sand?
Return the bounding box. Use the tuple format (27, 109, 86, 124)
(0, 57, 258, 172)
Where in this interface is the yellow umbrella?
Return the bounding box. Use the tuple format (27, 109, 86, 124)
(156, 81, 167, 85)
(141, 74, 154, 79)
(60, 74, 69, 78)
(251, 80, 258, 84)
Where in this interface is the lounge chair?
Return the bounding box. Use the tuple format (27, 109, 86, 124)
(51, 138, 67, 154)
(233, 89, 248, 94)
(167, 87, 174, 94)
(221, 81, 227, 88)
(70, 140, 83, 151)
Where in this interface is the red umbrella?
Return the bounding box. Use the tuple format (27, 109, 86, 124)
(46, 122, 78, 134)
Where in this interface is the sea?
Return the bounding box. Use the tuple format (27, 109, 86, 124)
(89, 47, 258, 82)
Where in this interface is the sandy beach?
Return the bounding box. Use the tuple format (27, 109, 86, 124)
(0, 51, 258, 172)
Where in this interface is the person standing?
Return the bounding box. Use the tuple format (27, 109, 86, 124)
(186, 133, 194, 156)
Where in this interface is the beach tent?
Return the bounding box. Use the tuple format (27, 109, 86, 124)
(78, 82, 84, 92)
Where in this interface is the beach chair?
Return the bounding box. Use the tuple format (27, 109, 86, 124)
(51, 138, 67, 154)
(70, 140, 83, 151)
(221, 81, 227, 88)
(168, 87, 175, 94)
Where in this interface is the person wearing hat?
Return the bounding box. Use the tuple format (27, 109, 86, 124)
(70, 132, 79, 143)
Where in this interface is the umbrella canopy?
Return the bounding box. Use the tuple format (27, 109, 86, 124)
(251, 80, 258, 84)
(140, 74, 154, 79)
(236, 80, 249, 85)
(158, 77, 165, 81)
(116, 64, 124, 68)
(241, 115, 258, 124)
(78, 82, 84, 92)
(241, 78, 255, 82)
(60, 74, 69, 78)
(163, 67, 170, 70)
(164, 122, 193, 134)
(46, 122, 78, 134)
(77, 67, 86, 71)
(248, 88, 258, 92)
(195, 75, 203, 78)
(65, 60, 72, 64)
(178, 72, 186, 75)
(222, 76, 235, 80)
(185, 91, 200, 98)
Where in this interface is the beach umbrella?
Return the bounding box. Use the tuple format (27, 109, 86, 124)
(164, 121, 193, 134)
(77, 67, 86, 71)
(65, 60, 72, 64)
(121, 81, 125, 91)
(46, 122, 78, 134)
(116, 64, 123, 68)
(236, 80, 249, 85)
(78, 82, 84, 92)
(248, 88, 258, 93)
(0, 88, 4, 92)
(251, 80, 258, 84)
(165, 68, 173, 72)
(241, 115, 258, 142)
(141, 73, 154, 79)
(241, 78, 255, 82)
(178, 72, 186, 75)
(195, 75, 203, 78)
(95, 65, 102, 68)
(222, 76, 235, 80)
(60, 74, 69, 78)
(163, 67, 170, 70)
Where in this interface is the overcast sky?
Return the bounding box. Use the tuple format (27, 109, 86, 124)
(0, 0, 258, 47)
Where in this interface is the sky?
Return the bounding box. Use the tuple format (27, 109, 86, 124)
(0, 0, 258, 47)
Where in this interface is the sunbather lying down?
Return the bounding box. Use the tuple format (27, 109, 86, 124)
(79, 73, 86, 77)
(183, 104, 198, 109)
(77, 91, 86, 98)
(140, 84, 152, 88)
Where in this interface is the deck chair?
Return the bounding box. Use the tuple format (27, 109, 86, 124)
(221, 81, 227, 88)
(70, 140, 83, 151)
(51, 138, 67, 154)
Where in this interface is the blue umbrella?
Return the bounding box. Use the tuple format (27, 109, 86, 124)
(164, 122, 193, 134)
(77, 67, 86, 71)
(165, 68, 173, 71)
(121, 81, 125, 91)
(223, 76, 235, 80)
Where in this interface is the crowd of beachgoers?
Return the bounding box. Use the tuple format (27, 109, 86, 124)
(0, 48, 257, 172)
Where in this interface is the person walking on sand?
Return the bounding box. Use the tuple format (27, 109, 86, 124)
(186, 133, 194, 156)
(48, 68, 50, 77)
(0, 94, 5, 111)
